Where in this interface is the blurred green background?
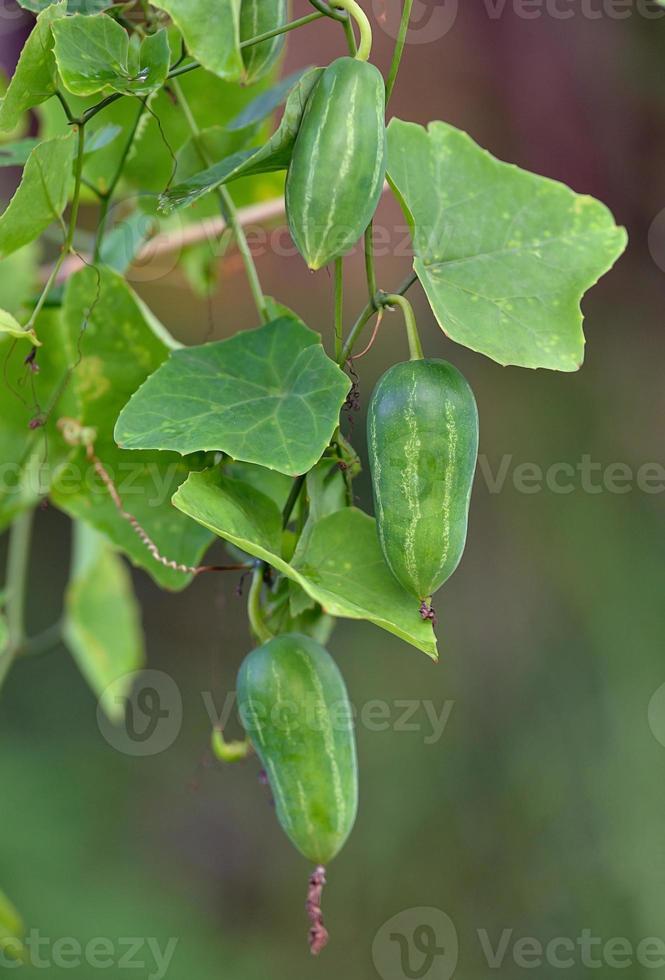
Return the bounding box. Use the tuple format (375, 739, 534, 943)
(1, 2, 664, 977)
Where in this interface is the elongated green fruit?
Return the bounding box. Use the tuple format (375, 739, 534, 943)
(368, 359, 479, 602)
(237, 633, 358, 865)
(285, 57, 386, 270)
(240, 0, 289, 84)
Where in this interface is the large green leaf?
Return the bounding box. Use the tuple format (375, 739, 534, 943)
(150, 0, 243, 81)
(0, 1, 67, 133)
(173, 469, 438, 659)
(47, 267, 214, 590)
(52, 16, 170, 97)
(64, 521, 145, 722)
(159, 67, 323, 214)
(386, 119, 628, 371)
(115, 314, 350, 477)
(0, 133, 75, 259)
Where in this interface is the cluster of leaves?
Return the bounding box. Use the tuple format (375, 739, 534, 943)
(0, 3, 626, 753)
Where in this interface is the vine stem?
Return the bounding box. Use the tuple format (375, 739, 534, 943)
(382, 293, 424, 360)
(364, 224, 377, 305)
(331, 0, 372, 60)
(25, 121, 86, 334)
(334, 258, 344, 360)
(247, 566, 273, 645)
(0, 510, 35, 690)
(385, 0, 414, 104)
(338, 273, 419, 365)
(282, 474, 307, 529)
(172, 79, 268, 323)
(93, 98, 147, 263)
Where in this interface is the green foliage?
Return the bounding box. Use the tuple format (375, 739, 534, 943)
(52, 16, 171, 97)
(387, 119, 628, 371)
(115, 314, 351, 477)
(63, 521, 145, 721)
(237, 632, 358, 864)
(0, 133, 74, 259)
(286, 57, 386, 270)
(172, 469, 438, 658)
(0, 1, 629, 942)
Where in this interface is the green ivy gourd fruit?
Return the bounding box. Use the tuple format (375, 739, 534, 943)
(368, 359, 479, 607)
(285, 56, 386, 270)
(237, 633, 358, 866)
(239, 0, 289, 84)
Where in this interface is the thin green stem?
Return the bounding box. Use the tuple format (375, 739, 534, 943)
(22, 621, 63, 659)
(342, 15, 357, 55)
(339, 299, 375, 365)
(385, 0, 414, 104)
(83, 92, 122, 124)
(172, 79, 268, 322)
(55, 89, 77, 125)
(364, 224, 377, 304)
(282, 474, 307, 529)
(25, 122, 86, 333)
(65, 124, 86, 254)
(382, 293, 424, 360)
(330, 0, 372, 60)
(247, 567, 273, 645)
(309, 0, 349, 22)
(338, 272, 419, 365)
(334, 258, 344, 360)
(94, 98, 147, 263)
(240, 11, 325, 49)
(1, 510, 35, 690)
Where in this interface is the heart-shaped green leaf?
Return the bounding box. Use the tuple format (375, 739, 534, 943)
(387, 119, 628, 371)
(52, 16, 170, 97)
(115, 314, 350, 477)
(172, 469, 438, 659)
(159, 67, 323, 214)
(0, 133, 74, 259)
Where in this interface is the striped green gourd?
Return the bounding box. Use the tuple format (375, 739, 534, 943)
(285, 57, 386, 270)
(368, 359, 479, 602)
(237, 633, 358, 865)
(239, 0, 289, 84)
